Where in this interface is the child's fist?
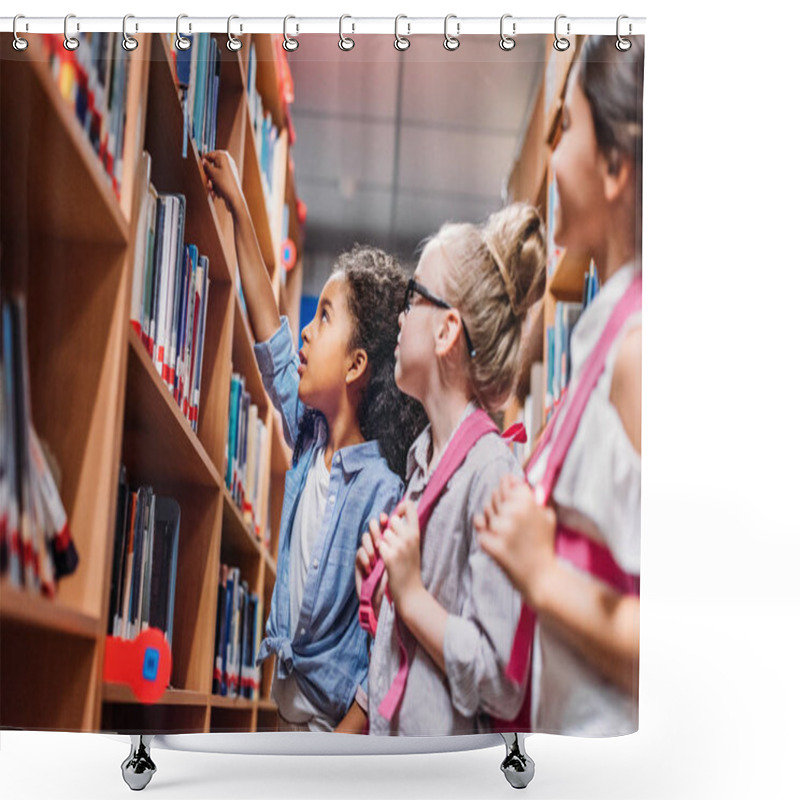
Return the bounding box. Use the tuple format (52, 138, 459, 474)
(201, 150, 243, 214)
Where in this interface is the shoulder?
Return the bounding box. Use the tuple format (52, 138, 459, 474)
(609, 324, 642, 454)
(351, 453, 405, 504)
(462, 432, 523, 511)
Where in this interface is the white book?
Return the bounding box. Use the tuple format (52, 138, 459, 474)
(129, 152, 153, 331)
(191, 258, 211, 430)
(153, 196, 174, 379)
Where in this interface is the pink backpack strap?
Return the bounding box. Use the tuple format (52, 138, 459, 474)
(506, 271, 642, 686)
(359, 409, 504, 638)
(358, 409, 504, 722)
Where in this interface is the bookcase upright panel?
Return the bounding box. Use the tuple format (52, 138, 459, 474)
(1, 32, 303, 734)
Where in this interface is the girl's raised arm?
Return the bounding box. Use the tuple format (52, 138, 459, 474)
(201, 151, 280, 343)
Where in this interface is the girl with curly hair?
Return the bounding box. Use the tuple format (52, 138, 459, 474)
(202, 151, 425, 734)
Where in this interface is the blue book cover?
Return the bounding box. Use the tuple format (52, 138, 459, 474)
(227, 376, 242, 490)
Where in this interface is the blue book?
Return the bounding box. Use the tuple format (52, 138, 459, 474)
(227, 376, 242, 490)
(220, 568, 234, 696)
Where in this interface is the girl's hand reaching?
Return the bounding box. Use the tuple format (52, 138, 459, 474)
(475, 474, 557, 609)
(355, 514, 390, 621)
(201, 150, 244, 216)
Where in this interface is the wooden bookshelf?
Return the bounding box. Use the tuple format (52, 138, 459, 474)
(505, 36, 586, 436)
(0, 32, 304, 734)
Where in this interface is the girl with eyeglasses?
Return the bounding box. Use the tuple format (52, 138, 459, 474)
(355, 202, 547, 735)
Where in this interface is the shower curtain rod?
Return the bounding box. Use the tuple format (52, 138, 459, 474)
(0, 15, 646, 37)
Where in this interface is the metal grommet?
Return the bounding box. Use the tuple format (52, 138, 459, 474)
(553, 14, 570, 52)
(616, 15, 632, 51)
(63, 13, 79, 51)
(499, 14, 515, 51)
(283, 15, 299, 51)
(175, 14, 191, 51)
(394, 15, 410, 51)
(227, 15, 242, 51)
(121, 14, 138, 51)
(443, 14, 460, 51)
(339, 14, 355, 51)
(12, 15, 29, 51)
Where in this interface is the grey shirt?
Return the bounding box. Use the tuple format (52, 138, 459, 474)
(368, 403, 526, 735)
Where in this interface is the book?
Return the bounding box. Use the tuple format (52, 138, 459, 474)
(41, 33, 131, 199)
(0, 297, 77, 595)
(108, 472, 181, 648)
(211, 564, 263, 700)
(129, 179, 211, 431)
(225, 376, 269, 534)
(171, 33, 221, 159)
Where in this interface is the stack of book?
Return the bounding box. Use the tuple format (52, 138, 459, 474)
(171, 33, 221, 159)
(226, 375, 271, 545)
(246, 42, 288, 265)
(582, 261, 599, 309)
(1, 296, 78, 597)
(212, 564, 263, 700)
(42, 32, 131, 199)
(544, 264, 601, 421)
(545, 301, 583, 420)
(107, 466, 181, 649)
(129, 153, 211, 433)
(546, 173, 564, 278)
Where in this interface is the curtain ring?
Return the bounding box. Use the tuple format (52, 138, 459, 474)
(121, 15, 138, 51)
(443, 14, 460, 51)
(616, 15, 632, 51)
(12, 14, 28, 51)
(394, 15, 410, 51)
(554, 14, 570, 51)
(227, 15, 242, 52)
(63, 13, 79, 51)
(339, 15, 355, 51)
(283, 15, 299, 51)
(175, 14, 191, 51)
(499, 14, 515, 51)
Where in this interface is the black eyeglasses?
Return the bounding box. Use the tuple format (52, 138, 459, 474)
(403, 278, 476, 359)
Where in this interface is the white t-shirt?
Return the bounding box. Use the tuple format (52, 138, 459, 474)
(271, 444, 336, 731)
(526, 263, 642, 737)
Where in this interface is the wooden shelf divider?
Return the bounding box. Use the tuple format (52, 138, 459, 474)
(1, 33, 304, 732)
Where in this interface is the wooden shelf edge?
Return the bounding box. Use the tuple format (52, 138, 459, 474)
(102, 682, 208, 707)
(221, 486, 271, 563)
(270, 416, 291, 475)
(548, 249, 590, 302)
(209, 694, 261, 710)
(2, 37, 130, 245)
(232, 294, 270, 410)
(127, 325, 222, 488)
(0, 580, 100, 640)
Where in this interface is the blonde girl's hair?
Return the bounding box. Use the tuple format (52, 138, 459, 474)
(435, 202, 547, 412)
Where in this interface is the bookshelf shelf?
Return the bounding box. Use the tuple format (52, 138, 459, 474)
(0, 581, 100, 640)
(103, 683, 208, 707)
(2, 33, 303, 733)
(549, 249, 591, 303)
(125, 327, 221, 490)
(221, 487, 269, 565)
(209, 694, 259, 710)
(0, 39, 129, 246)
(232, 295, 270, 410)
(503, 37, 588, 441)
(145, 34, 235, 287)
(240, 100, 279, 281)
(271, 417, 292, 475)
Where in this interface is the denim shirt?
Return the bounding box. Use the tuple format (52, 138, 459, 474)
(253, 316, 404, 723)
